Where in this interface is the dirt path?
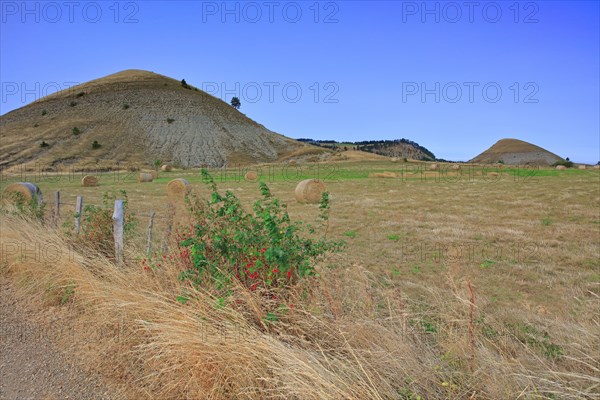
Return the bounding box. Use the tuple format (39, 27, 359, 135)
(0, 280, 123, 400)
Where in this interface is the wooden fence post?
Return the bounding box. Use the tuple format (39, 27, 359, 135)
(161, 204, 174, 254)
(53, 191, 60, 228)
(112, 200, 124, 265)
(75, 196, 83, 234)
(146, 210, 155, 256)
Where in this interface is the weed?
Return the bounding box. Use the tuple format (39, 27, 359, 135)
(480, 259, 497, 269)
(344, 230, 357, 238)
(541, 217, 553, 226)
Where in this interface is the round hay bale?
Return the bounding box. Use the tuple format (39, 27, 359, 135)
(81, 175, 98, 187)
(487, 172, 499, 177)
(161, 164, 173, 172)
(555, 165, 567, 170)
(295, 179, 326, 204)
(593, 165, 600, 170)
(138, 172, 154, 182)
(149, 170, 159, 179)
(578, 165, 587, 170)
(245, 170, 259, 181)
(391, 157, 399, 163)
(166, 178, 191, 199)
(451, 164, 461, 170)
(289, 160, 297, 166)
(430, 163, 438, 171)
(3, 182, 43, 204)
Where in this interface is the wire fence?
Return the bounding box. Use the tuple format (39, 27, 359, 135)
(47, 190, 181, 261)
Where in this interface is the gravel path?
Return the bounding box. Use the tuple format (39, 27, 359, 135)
(0, 280, 122, 400)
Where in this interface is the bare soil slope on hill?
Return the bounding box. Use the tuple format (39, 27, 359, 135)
(470, 138, 563, 165)
(0, 70, 312, 170)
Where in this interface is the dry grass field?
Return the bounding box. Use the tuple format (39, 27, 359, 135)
(1, 160, 598, 399)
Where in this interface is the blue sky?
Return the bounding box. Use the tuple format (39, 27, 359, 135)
(1, 1, 598, 163)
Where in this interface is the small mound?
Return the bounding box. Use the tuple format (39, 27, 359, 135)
(295, 179, 326, 204)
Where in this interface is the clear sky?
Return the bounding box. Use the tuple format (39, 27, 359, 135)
(1, 1, 599, 163)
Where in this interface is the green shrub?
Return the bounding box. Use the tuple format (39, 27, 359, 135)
(72, 127, 81, 135)
(76, 91, 85, 98)
(91, 140, 101, 149)
(40, 141, 49, 148)
(175, 170, 342, 299)
(122, 104, 129, 110)
(69, 101, 77, 107)
(553, 160, 573, 168)
(41, 109, 47, 116)
(167, 118, 175, 124)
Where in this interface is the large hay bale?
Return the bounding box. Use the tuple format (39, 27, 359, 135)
(3, 182, 43, 204)
(149, 170, 159, 179)
(295, 179, 326, 204)
(578, 165, 587, 170)
(430, 163, 438, 171)
(451, 164, 461, 170)
(166, 178, 191, 199)
(161, 164, 173, 172)
(391, 157, 399, 163)
(289, 160, 297, 166)
(81, 175, 98, 187)
(555, 165, 567, 170)
(369, 172, 398, 178)
(138, 172, 154, 182)
(245, 171, 259, 181)
(594, 165, 600, 170)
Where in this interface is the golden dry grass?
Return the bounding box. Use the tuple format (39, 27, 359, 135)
(0, 162, 599, 399)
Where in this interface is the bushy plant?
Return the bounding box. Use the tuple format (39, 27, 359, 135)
(40, 141, 49, 148)
(175, 170, 342, 300)
(553, 159, 573, 168)
(72, 127, 81, 135)
(91, 140, 101, 149)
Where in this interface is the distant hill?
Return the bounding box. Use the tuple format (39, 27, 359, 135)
(470, 138, 563, 166)
(0, 69, 312, 170)
(298, 138, 435, 161)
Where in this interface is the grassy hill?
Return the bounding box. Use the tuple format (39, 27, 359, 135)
(0, 70, 318, 171)
(470, 138, 563, 165)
